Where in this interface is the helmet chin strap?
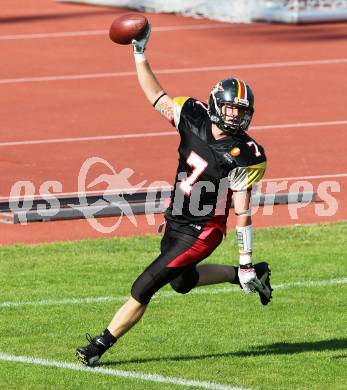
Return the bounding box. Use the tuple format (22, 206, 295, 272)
(209, 111, 239, 134)
(216, 120, 239, 134)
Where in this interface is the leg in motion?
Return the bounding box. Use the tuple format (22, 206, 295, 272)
(196, 264, 238, 286)
(196, 262, 272, 305)
(75, 227, 197, 366)
(107, 296, 147, 337)
(76, 297, 147, 367)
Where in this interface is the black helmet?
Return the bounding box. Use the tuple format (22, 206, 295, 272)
(208, 78, 254, 134)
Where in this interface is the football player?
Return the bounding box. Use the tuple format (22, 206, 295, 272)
(76, 25, 272, 367)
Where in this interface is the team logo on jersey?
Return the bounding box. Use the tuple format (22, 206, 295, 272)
(229, 147, 241, 157)
(189, 223, 202, 231)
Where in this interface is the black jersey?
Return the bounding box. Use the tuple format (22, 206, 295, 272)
(165, 97, 267, 237)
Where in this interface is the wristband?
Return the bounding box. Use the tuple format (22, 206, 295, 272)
(239, 254, 252, 266)
(134, 52, 146, 63)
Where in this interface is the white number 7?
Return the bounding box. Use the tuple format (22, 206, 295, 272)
(180, 151, 208, 196)
(247, 141, 261, 157)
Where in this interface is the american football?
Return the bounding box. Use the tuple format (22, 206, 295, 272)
(109, 13, 149, 45)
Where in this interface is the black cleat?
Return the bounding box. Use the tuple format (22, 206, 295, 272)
(253, 262, 273, 306)
(76, 334, 107, 367)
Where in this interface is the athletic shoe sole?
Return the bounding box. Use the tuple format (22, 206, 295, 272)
(254, 262, 273, 306)
(75, 349, 99, 367)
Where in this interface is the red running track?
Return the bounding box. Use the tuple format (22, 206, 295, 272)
(0, 0, 346, 244)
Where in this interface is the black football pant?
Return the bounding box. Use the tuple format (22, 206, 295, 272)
(131, 224, 223, 304)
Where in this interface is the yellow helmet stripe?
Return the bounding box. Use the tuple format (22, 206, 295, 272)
(237, 79, 242, 99)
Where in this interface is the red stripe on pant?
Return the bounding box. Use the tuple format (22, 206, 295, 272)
(166, 228, 223, 268)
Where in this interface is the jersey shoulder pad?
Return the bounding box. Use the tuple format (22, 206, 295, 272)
(228, 161, 267, 191)
(173, 97, 208, 129)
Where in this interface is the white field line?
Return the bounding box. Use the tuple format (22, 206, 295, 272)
(0, 119, 346, 148)
(0, 23, 231, 41)
(1, 58, 347, 85)
(252, 120, 347, 130)
(0, 173, 346, 203)
(0, 353, 245, 390)
(0, 130, 175, 147)
(263, 173, 347, 182)
(1, 277, 346, 309)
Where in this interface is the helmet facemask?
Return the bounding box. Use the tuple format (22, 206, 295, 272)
(220, 102, 247, 130)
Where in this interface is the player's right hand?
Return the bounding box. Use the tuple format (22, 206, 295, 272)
(238, 265, 258, 294)
(132, 24, 151, 54)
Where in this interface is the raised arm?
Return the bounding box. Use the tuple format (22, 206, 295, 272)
(132, 26, 174, 123)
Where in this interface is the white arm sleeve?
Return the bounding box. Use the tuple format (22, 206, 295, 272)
(235, 225, 253, 265)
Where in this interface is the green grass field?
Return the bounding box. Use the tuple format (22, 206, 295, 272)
(0, 222, 346, 390)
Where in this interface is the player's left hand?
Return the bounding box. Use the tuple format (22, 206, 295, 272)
(238, 266, 259, 294)
(132, 24, 151, 54)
